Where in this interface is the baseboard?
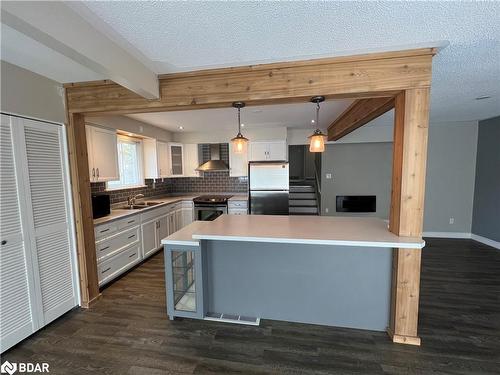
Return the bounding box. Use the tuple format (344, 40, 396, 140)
(423, 232, 471, 239)
(470, 234, 500, 250)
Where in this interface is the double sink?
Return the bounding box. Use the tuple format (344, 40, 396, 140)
(118, 201, 162, 210)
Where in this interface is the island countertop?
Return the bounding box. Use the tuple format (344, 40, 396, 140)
(162, 215, 425, 249)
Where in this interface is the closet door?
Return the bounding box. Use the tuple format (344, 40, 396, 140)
(20, 118, 77, 325)
(0, 115, 38, 352)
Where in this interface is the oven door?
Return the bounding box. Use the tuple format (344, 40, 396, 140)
(194, 205, 227, 221)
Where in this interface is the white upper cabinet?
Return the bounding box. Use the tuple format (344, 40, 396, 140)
(229, 146, 248, 177)
(249, 140, 287, 161)
(183, 144, 200, 177)
(168, 143, 184, 177)
(143, 139, 170, 179)
(86, 125, 119, 182)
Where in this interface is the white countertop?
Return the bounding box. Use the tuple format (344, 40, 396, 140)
(161, 215, 425, 249)
(93, 193, 248, 226)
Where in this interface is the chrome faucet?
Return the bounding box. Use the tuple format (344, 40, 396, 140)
(127, 194, 144, 207)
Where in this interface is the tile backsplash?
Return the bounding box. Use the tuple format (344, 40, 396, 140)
(91, 172, 248, 204)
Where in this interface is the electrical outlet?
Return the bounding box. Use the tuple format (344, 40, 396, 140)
(326, 173, 332, 179)
(449, 217, 454, 224)
(325, 208, 329, 213)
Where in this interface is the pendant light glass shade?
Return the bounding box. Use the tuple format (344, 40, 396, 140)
(231, 102, 248, 154)
(308, 129, 327, 152)
(308, 96, 326, 153)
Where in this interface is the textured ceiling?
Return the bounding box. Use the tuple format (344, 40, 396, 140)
(80, 1, 500, 123)
(127, 99, 352, 133)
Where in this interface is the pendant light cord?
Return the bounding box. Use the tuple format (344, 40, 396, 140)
(238, 107, 241, 134)
(316, 102, 320, 129)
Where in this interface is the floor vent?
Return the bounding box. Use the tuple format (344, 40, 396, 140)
(204, 312, 260, 326)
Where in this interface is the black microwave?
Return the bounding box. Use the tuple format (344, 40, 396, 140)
(92, 194, 110, 219)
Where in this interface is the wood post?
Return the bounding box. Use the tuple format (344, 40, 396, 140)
(65, 111, 101, 307)
(388, 88, 430, 345)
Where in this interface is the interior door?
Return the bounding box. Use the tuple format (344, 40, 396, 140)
(142, 219, 158, 258)
(89, 126, 119, 181)
(20, 118, 78, 325)
(0, 115, 38, 353)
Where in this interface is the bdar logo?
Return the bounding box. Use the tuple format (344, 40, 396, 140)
(0, 361, 17, 375)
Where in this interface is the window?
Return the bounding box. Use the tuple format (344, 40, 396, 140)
(107, 136, 144, 190)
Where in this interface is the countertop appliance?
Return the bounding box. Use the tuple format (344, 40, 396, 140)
(91, 193, 110, 219)
(193, 194, 233, 221)
(249, 161, 289, 215)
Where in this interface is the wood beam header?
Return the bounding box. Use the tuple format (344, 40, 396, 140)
(327, 97, 395, 141)
(64, 47, 435, 115)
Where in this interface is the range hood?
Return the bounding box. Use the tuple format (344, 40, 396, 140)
(196, 144, 229, 172)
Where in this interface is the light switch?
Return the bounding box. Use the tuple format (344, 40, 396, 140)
(326, 173, 332, 179)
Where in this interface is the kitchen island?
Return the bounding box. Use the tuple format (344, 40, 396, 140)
(161, 215, 424, 334)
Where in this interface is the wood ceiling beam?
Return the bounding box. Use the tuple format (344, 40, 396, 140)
(327, 97, 395, 141)
(64, 47, 435, 115)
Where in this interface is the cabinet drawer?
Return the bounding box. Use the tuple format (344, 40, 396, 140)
(94, 221, 119, 240)
(228, 200, 248, 209)
(228, 208, 248, 215)
(117, 215, 140, 230)
(98, 243, 142, 286)
(141, 205, 169, 222)
(96, 226, 140, 262)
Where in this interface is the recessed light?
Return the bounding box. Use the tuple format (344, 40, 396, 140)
(241, 123, 245, 127)
(178, 126, 184, 130)
(311, 119, 315, 123)
(475, 95, 491, 100)
(252, 109, 263, 113)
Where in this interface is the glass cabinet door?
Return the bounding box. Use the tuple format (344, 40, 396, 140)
(171, 250, 196, 312)
(170, 144, 183, 176)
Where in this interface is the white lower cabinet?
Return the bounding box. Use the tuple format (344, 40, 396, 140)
(94, 200, 194, 286)
(228, 200, 248, 215)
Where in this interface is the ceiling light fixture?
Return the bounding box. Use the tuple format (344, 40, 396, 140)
(308, 96, 327, 153)
(178, 126, 184, 130)
(241, 123, 245, 127)
(231, 101, 249, 154)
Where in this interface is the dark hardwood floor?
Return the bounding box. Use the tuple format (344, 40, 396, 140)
(4, 239, 500, 374)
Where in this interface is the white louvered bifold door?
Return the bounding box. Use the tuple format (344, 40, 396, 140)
(18, 118, 77, 326)
(0, 115, 38, 352)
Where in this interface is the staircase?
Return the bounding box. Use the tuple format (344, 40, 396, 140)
(289, 182, 319, 215)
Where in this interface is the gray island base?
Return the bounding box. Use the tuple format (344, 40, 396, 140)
(162, 215, 424, 332)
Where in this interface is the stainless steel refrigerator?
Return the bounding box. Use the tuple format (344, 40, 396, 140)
(249, 161, 289, 215)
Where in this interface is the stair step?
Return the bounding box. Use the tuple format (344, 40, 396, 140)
(289, 206, 319, 214)
(289, 199, 317, 207)
(289, 192, 316, 199)
(290, 186, 315, 193)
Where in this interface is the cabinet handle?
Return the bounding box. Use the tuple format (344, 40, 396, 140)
(102, 267, 111, 274)
(128, 234, 135, 239)
(127, 220, 135, 224)
(96, 168, 99, 180)
(128, 253, 136, 258)
(100, 228, 110, 233)
(99, 246, 110, 252)
(1, 240, 7, 245)
(92, 168, 95, 180)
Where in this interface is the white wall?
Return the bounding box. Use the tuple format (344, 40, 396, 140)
(173, 126, 287, 144)
(1, 60, 65, 123)
(85, 115, 172, 142)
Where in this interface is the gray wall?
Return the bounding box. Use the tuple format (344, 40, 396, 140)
(1, 61, 65, 123)
(423, 122, 478, 233)
(472, 116, 500, 241)
(320, 142, 393, 218)
(319, 122, 479, 235)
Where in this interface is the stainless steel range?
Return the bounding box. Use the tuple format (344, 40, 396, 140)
(193, 195, 233, 221)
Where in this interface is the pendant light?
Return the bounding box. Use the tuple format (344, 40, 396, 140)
(308, 96, 327, 152)
(231, 101, 249, 154)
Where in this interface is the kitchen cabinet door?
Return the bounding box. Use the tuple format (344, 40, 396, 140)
(157, 215, 169, 244)
(183, 144, 200, 177)
(182, 207, 193, 227)
(229, 146, 248, 177)
(174, 209, 182, 231)
(267, 141, 287, 161)
(166, 212, 176, 235)
(169, 143, 184, 176)
(249, 142, 269, 161)
(142, 219, 158, 258)
(157, 141, 170, 178)
(87, 125, 119, 181)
